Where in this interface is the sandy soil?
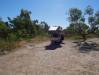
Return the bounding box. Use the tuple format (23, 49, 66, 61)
(0, 38, 99, 75)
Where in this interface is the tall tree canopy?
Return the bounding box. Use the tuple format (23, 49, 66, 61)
(69, 8, 82, 23)
(68, 8, 89, 41)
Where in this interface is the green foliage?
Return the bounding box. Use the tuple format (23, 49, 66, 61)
(69, 8, 82, 22)
(8, 10, 32, 34)
(85, 5, 94, 16)
(67, 5, 99, 41)
(40, 21, 49, 32)
(85, 5, 97, 33)
(0, 22, 6, 30)
(0, 9, 49, 55)
(68, 7, 89, 41)
(66, 23, 76, 34)
(0, 38, 19, 55)
(95, 11, 99, 25)
(8, 9, 49, 37)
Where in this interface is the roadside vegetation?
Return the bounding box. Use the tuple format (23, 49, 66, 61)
(0, 9, 49, 55)
(64, 5, 99, 51)
(0, 5, 99, 55)
(64, 5, 99, 40)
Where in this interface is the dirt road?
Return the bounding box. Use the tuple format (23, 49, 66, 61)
(0, 39, 99, 75)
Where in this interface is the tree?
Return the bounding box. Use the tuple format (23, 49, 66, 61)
(85, 5, 96, 33)
(68, 8, 83, 33)
(8, 9, 33, 37)
(40, 21, 49, 32)
(85, 5, 94, 16)
(95, 11, 99, 25)
(0, 20, 7, 30)
(69, 8, 82, 23)
(68, 8, 89, 41)
(0, 19, 9, 38)
(33, 19, 38, 25)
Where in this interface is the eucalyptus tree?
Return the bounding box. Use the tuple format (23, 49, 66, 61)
(85, 5, 96, 33)
(68, 8, 89, 41)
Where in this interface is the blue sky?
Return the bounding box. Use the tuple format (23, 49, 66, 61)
(0, 0, 99, 28)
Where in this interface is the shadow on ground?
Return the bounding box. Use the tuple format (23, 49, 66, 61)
(73, 41, 99, 53)
(45, 42, 62, 50)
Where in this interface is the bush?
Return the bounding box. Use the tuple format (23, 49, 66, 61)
(0, 36, 20, 55)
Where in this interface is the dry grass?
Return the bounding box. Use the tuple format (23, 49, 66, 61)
(0, 36, 49, 55)
(30, 36, 50, 43)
